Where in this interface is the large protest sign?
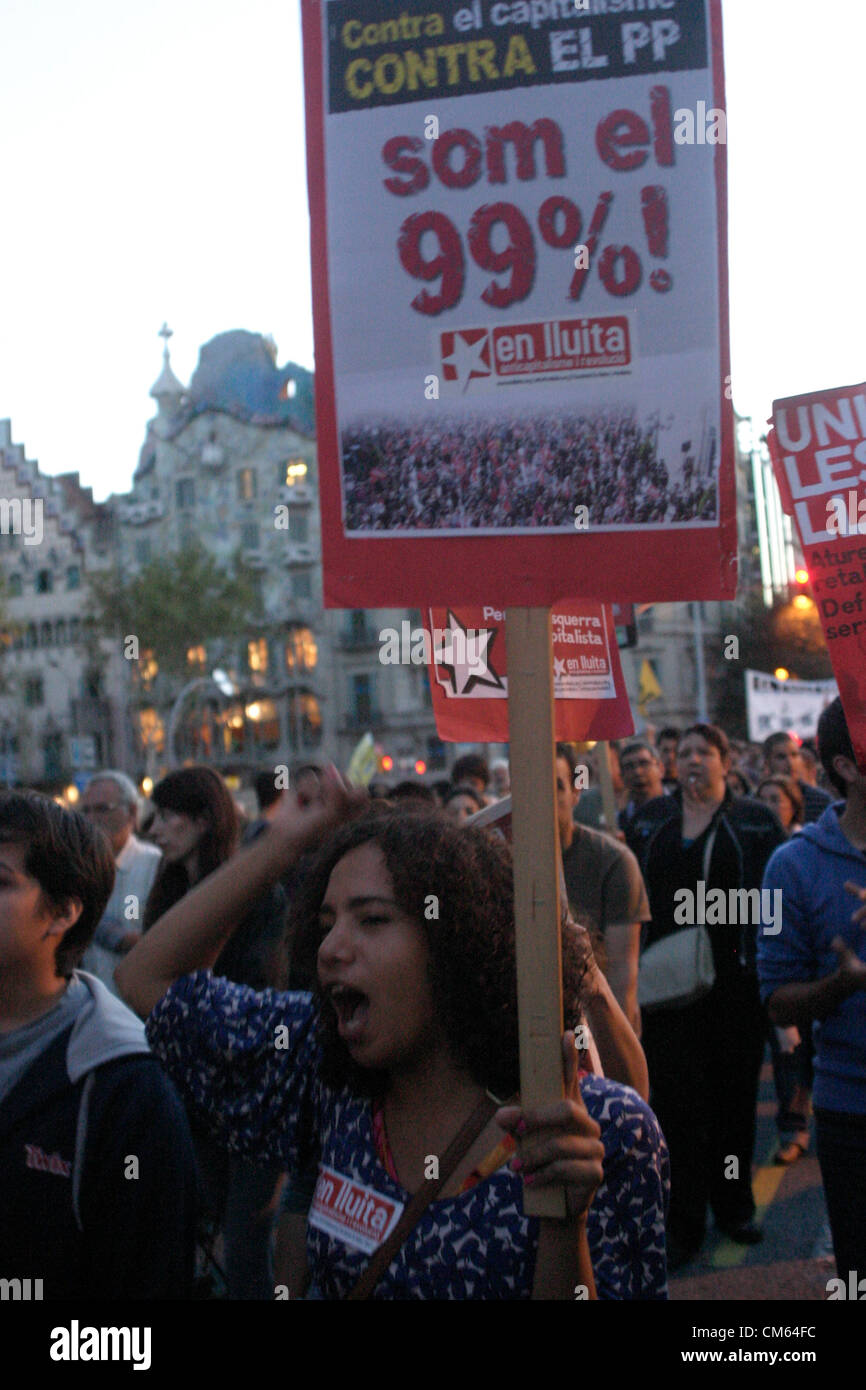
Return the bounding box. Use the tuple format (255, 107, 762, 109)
(418, 601, 633, 740)
(767, 382, 866, 771)
(302, 0, 734, 607)
(745, 670, 838, 745)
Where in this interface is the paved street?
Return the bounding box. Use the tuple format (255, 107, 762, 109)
(670, 1057, 834, 1302)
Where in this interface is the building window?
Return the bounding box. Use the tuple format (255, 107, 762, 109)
(43, 731, 63, 780)
(36, 570, 53, 594)
(84, 670, 102, 699)
(25, 623, 37, 649)
(351, 673, 373, 726)
(408, 664, 432, 708)
(135, 540, 151, 565)
(24, 675, 44, 707)
(8, 574, 21, 597)
(138, 707, 165, 756)
(187, 644, 207, 670)
(176, 478, 196, 509)
(247, 638, 268, 675)
(246, 697, 280, 750)
(139, 651, 158, 688)
(69, 618, 80, 645)
(427, 736, 446, 770)
(285, 625, 318, 673)
(289, 691, 322, 747)
(292, 571, 312, 600)
(237, 468, 257, 502)
(40, 621, 53, 647)
(241, 522, 260, 550)
(289, 511, 309, 543)
(66, 565, 80, 591)
(55, 620, 67, 646)
(283, 459, 308, 487)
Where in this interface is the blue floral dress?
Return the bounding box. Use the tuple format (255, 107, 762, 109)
(147, 971, 669, 1299)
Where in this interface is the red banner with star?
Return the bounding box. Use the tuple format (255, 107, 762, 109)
(419, 601, 634, 742)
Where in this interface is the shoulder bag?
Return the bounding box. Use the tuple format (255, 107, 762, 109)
(638, 827, 717, 1011)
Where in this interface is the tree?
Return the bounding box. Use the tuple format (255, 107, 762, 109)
(88, 543, 261, 680)
(708, 593, 832, 738)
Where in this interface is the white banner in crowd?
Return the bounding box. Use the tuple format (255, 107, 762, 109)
(746, 670, 838, 743)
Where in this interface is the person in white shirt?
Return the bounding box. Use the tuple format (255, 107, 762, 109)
(80, 771, 161, 996)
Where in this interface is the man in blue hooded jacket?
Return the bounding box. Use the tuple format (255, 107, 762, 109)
(759, 697, 866, 1285)
(0, 791, 196, 1299)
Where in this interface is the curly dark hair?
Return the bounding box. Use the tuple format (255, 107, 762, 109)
(287, 805, 588, 1100)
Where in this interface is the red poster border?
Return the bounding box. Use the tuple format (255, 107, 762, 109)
(302, 0, 734, 608)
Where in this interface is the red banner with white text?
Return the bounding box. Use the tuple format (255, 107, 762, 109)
(767, 382, 866, 772)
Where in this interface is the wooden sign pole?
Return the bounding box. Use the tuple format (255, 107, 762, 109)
(504, 607, 567, 1220)
(596, 740, 619, 836)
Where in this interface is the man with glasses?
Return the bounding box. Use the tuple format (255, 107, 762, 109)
(80, 772, 161, 996)
(619, 741, 667, 835)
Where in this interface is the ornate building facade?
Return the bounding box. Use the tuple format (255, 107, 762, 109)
(111, 328, 442, 785)
(0, 420, 124, 788)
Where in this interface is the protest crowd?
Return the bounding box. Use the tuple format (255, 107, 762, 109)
(2, 702, 865, 1302)
(343, 410, 716, 532)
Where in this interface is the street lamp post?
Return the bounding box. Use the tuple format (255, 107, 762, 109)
(166, 669, 237, 769)
(693, 601, 709, 723)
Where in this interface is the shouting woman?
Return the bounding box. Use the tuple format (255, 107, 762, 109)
(118, 769, 667, 1300)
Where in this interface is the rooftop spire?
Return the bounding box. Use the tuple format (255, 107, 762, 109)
(149, 322, 186, 404)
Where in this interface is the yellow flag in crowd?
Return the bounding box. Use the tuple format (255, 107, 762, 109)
(638, 659, 662, 713)
(347, 732, 378, 786)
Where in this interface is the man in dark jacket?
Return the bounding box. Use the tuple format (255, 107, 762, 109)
(625, 726, 787, 1269)
(0, 791, 196, 1299)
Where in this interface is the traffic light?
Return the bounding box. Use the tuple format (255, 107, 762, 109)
(792, 567, 812, 611)
(379, 753, 393, 773)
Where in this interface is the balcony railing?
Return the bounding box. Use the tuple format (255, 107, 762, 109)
(341, 710, 385, 733)
(339, 626, 380, 650)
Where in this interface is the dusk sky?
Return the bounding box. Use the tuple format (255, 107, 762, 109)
(0, 0, 859, 499)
